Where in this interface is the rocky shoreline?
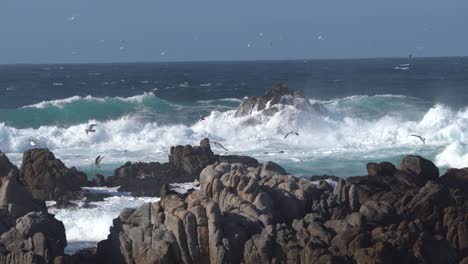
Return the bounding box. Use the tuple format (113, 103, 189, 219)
(2, 137, 468, 263)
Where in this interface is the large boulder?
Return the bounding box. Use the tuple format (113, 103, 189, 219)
(398, 155, 439, 185)
(0, 211, 67, 264)
(441, 168, 468, 192)
(0, 170, 45, 219)
(19, 149, 87, 201)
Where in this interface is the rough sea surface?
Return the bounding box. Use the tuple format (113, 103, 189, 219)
(1, 57, 468, 252)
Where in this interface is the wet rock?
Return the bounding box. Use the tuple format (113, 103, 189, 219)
(0, 211, 67, 264)
(19, 148, 87, 201)
(92, 174, 106, 187)
(0, 170, 46, 218)
(398, 155, 439, 185)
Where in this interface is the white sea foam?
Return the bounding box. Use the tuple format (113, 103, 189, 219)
(48, 193, 160, 243)
(3, 94, 468, 173)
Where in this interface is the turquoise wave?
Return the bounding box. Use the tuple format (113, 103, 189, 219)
(0, 93, 179, 128)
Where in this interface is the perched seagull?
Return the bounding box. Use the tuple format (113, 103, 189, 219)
(85, 124, 97, 134)
(94, 155, 105, 168)
(28, 138, 38, 147)
(284, 131, 299, 139)
(411, 135, 426, 144)
(213, 142, 229, 151)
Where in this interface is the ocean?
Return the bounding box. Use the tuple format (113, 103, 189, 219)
(1, 57, 468, 252)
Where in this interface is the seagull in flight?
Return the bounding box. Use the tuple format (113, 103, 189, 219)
(94, 155, 105, 168)
(284, 131, 299, 139)
(213, 142, 229, 151)
(199, 112, 208, 121)
(411, 135, 426, 144)
(28, 138, 38, 147)
(85, 124, 97, 134)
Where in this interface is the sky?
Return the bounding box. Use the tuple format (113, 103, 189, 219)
(0, 0, 467, 64)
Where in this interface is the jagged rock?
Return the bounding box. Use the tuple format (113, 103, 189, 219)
(0, 152, 18, 177)
(92, 174, 105, 187)
(0, 170, 46, 219)
(19, 148, 87, 201)
(169, 138, 217, 177)
(94, 152, 468, 263)
(0, 211, 67, 264)
(234, 84, 325, 117)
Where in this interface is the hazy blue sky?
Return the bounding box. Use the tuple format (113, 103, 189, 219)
(1, 0, 467, 63)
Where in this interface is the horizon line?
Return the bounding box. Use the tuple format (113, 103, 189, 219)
(0, 55, 467, 66)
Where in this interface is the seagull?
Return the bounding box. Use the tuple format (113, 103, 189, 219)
(199, 112, 208, 121)
(317, 35, 323, 40)
(85, 124, 97, 134)
(212, 142, 229, 151)
(94, 155, 105, 168)
(411, 135, 426, 144)
(119, 40, 126, 51)
(68, 15, 79, 21)
(28, 138, 38, 147)
(284, 131, 299, 139)
(161, 50, 167, 56)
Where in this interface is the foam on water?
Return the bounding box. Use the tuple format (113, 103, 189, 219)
(47, 190, 160, 249)
(2, 94, 468, 175)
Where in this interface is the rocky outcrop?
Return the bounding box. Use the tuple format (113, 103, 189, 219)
(0, 151, 18, 177)
(0, 170, 45, 219)
(234, 84, 326, 117)
(0, 211, 67, 264)
(109, 139, 259, 196)
(19, 148, 88, 201)
(97, 154, 467, 264)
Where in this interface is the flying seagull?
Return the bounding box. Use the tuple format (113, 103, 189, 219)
(28, 138, 38, 147)
(85, 124, 97, 134)
(411, 135, 426, 144)
(94, 155, 105, 168)
(199, 112, 208, 121)
(283, 131, 299, 139)
(212, 141, 229, 151)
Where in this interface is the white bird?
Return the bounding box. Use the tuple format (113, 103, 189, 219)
(213, 142, 229, 151)
(411, 135, 426, 144)
(119, 40, 126, 51)
(161, 50, 167, 56)
(28, 138, 38, 147)
(94, 155, 105, 168)
(68, 15, 79, 21)
(317, 35, 323, 40)
(85, 124, 97, 134)
(284, 131, 299, 139)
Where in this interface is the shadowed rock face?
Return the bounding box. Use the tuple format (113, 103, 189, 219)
(96, 154, 468, 264)
(0, 211, 67, 264)
(0, 151, 18, 177)
(19, 148, 88, 201)
(108, 139, 260, 196)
